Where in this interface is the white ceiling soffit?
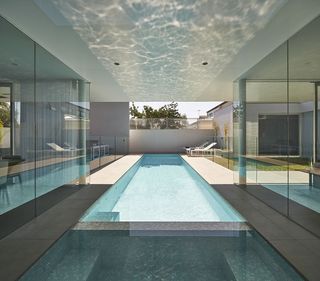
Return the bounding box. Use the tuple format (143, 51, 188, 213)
(200, 0, 320, 101)
(50, 0, 286, 102)
(1, 0, 320, 102)
(0, 0, 128, 102)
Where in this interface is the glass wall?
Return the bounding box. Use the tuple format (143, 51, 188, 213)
(0, 16, 90, 238)
(288, 16, 320, 234)
(88, 135, 129, 171)
(233, 15, 320, 236)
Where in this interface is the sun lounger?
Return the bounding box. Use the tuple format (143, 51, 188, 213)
(185, 141, 210, 154)
(190, 142, 217, 156)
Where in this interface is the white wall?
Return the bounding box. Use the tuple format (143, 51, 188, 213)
(213, 103, 233, 138)
(129, 130, 214, 153)
(90, 102, 129, 137)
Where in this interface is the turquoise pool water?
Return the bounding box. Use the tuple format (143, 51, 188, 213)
(0, 158, 87, 215)
(82, 154, 244, 222)
(20, 228, 304, 281)
(264, 183, 320, 213)
(19, 154, 304, 281)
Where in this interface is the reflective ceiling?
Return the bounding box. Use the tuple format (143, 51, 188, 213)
(51, 0, 286, 101)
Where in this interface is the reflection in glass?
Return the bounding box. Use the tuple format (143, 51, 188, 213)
(233, 15, 320, 236)
(0, 15, 90, 237)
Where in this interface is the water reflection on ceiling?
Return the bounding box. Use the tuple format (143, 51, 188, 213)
(52, 0, 286, 101)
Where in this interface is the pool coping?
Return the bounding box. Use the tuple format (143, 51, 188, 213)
(73, 221, 251, 232)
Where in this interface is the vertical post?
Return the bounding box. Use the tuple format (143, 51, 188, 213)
(227, 137, 230, 169)
(313, 82, 319, 163)
(9, 84, 15, 156)
(99, 136, 101, 168)
(239, 79, 247, 186)
(256, 137, 258, 183)
(78, 80, 88, 185)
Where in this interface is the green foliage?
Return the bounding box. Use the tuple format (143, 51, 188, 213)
(130, 102, 186, 119)
(129, 102, 144, 118)
(0, 102, 10, 127)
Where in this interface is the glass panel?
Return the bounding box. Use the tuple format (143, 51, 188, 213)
(288, 16, 320, 236)
(0, 15, 36, 237)
(100, 136, 116, 165)
(34, 44, 90, 214)
(115, 136, 128, 160)
(233, 43, 289, 215)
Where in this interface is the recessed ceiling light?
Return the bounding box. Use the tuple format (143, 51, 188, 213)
(114, 62, 120, 66)
(202, 62, 208, 65)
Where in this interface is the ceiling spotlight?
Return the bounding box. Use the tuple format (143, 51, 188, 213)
(114, 62, 120, 66)
(202, 62, 208, 65)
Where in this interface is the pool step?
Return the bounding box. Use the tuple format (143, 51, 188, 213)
(224, 249, 278, 281)
(46, 249, 100, 281)
(84, 211, 120, 221)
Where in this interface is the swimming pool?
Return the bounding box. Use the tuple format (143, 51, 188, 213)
(20, 154, 304, 281)
(82, 154, 244, 222)
(20, 227, 304, 281)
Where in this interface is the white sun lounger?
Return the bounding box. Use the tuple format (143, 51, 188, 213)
(190, 142, 217, 156)
(185, 141, 210, 155)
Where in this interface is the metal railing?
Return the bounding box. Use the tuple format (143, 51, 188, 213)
(130, 118, 215, 130)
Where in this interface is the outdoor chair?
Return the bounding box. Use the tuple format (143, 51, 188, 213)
(47, 143, 82, 157)
(189, 142, 217, 157)
(185, 140, 210, 155)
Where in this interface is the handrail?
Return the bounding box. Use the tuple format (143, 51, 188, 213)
(130, 118, 215, 129)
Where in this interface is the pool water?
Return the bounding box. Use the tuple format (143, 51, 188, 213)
(82, 154, 244, 222)
(20, 228, 304, 281)
(0, 158, 87, 215)
(19, 154, 304, 280)
(264, 183, 320, 213)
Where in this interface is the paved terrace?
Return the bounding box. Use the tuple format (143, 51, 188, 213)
(90, 155, 142, 184)
(182, 155, 234, 184)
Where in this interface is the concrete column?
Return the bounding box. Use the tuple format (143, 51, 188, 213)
(239, 79, 247, 186)
(78, 80, 89, 185)
(313, 82, 319, 163)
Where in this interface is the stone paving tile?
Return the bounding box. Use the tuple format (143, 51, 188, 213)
(90, 155, 142, 184)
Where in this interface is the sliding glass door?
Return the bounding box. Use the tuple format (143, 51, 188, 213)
(0, 15, 90, 238)
(233, 15, 320, 237)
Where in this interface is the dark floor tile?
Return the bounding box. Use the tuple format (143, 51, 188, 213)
(269, 239, 315, 257)
(299, 265, 320, 281)
(0, 239, 54, 281)
(8, 209, 82, 240)
(56, 198, 99, 210)
(298, 239, 320, 258)
(68, 185, 109, 200)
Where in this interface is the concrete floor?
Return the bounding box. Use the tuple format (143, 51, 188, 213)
(0, 155, 319, 281)
(182, 155, 234, 184)
(89, 155, 142, 184)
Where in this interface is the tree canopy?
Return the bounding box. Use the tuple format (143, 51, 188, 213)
(0, 102, 10, 127)
(130, 102, 186, 119)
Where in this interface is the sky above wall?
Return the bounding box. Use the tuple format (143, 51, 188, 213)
(131, 101, 222, 118)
